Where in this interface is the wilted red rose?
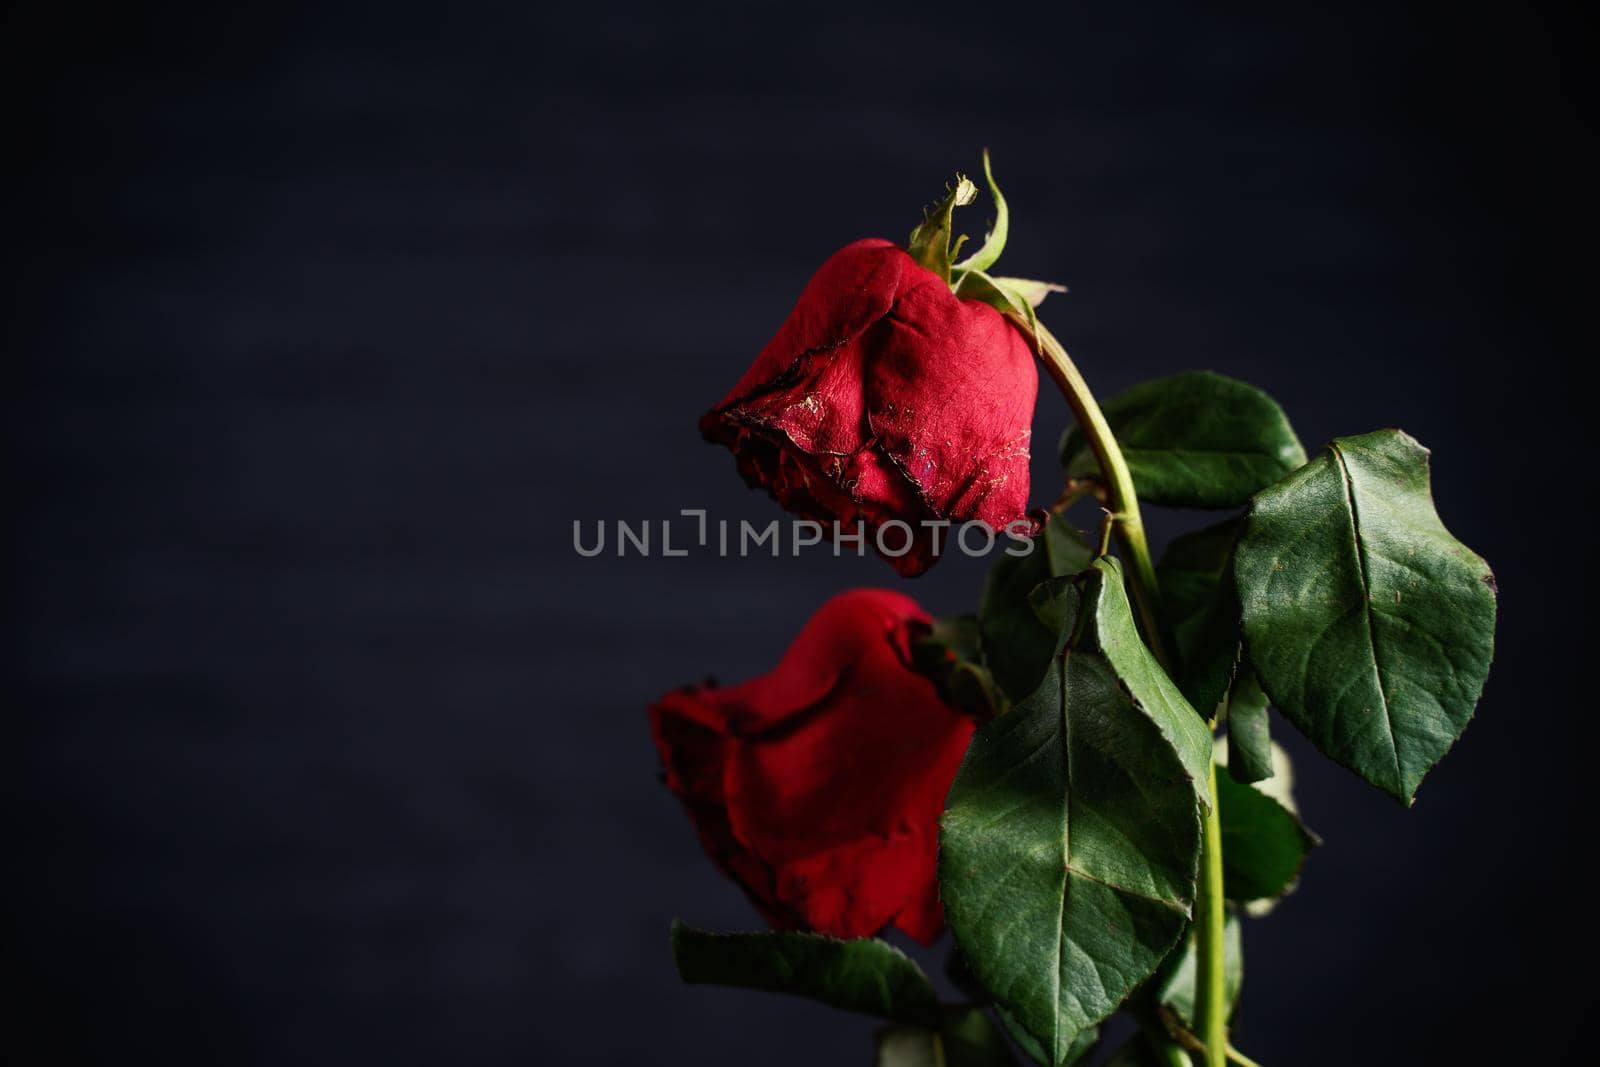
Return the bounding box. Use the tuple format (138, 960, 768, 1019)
(648, 588, 976, 943)
(701, 238, 1038, 576)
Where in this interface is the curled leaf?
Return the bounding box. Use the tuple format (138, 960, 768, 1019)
(670, 922, 939, 1024)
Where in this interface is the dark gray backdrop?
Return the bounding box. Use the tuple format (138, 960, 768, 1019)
(9, 2, 1589, 1064)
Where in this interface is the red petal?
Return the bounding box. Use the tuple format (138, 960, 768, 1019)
(700, 239, 1038, 575)
(868, 277, 1038, 530)
(649, 590, 974, 942)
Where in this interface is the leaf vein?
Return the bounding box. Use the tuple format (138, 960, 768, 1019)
(1331, 441, 1404, 790)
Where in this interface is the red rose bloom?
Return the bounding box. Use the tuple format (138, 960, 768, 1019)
(701, 238, 1038, 576)
(648, 588, 976, 943)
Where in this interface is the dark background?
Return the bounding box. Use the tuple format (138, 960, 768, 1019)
(7, 2, 1590, 1063)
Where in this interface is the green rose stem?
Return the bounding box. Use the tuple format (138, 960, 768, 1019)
(1020, 315, 1230, 1067)
(1194, 757, 1228, 1067)
(1226, 1044, 1265, 1067)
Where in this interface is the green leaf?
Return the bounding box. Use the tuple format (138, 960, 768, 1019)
(912, 614, 1009, 719)
(1059, 372, 1307, 508)
(1234, 429, 1497, 803)
(876, 1008, 1020, 1067)
(1224, 676, 1274, 784)
(951, 149, 1009, 274)
(941, 559, 1212, 1065)
(977, 514, 1094, 705)
(1077, 560, 1214, 801)
(1156, 518, 1243, 637)
(1225, 741, 1307, 917)
(1153, 912, 1243, 1030)
(1007, 1012, 1099, 1067)
(908, 173, 978, 283)
(996, 1006, 1097, 1067)
(670, 922, 938, 1024)
(948, 953, 1101, 1067)
(1062, 1027, 1099, 1066)
(948, 663, 1010, 721)
(1154, 524, 1273, 778)
(1155, 516, 1246, 714)
(1217, 770, 1318, 902)
(995, 1006, 1047, 1065)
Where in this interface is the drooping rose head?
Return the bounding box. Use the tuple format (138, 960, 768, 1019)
(701, 165, 1046, 576)
(648, 589, 977, 943)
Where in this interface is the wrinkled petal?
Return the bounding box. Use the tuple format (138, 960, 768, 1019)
(701, 240, 1037, 575)
(868, 274, 1037, 528)
(721, 426, 943, 576)
(648, 589, 976, 943)
(711, 238, 906, 415)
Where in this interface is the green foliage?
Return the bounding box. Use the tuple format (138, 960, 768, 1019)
(1155, 516, 1246, 714)
(998, 1007, 1099, 1067)
(977, 514, 1094, 705)
(1217, 771, 1318, 902)
(1234, 429, 1497, 803)
(1082, 561, 1214, 798)
(1156, 517, 1243, 640)
(670, 922, 939, 1024)
(941, 560, 1211, 1065)
(1224, 676, 1274, 783)
(1154, 913, 1244, 1029)
(1060, 372, 1307, 508)
(911, 613, 1010, 719)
